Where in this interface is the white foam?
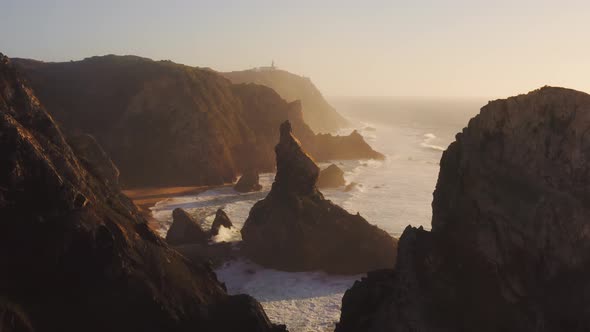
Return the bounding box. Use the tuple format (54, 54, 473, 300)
(149, 120, 451, 331)
(420, 133, 446, 151)
(216, 259, 360, 332)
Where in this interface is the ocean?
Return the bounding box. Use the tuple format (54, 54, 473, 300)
(150, 97, 487, 331)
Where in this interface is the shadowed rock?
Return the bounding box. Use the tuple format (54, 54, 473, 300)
(0, 53, 285, 332)
(241, 121, 397, 274)
(166, 208, 209, 245)
(210, 209, 233, 237)
(336, 87, 590, 332)
(313, 130, 385, 160)
(14, 57, 383, 188)
(317, 164, 346, 188)
(234, 171, 263, 193)
(67, 133, 120, 188)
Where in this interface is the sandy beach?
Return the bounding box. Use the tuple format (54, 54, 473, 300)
(123, 186, 211, 228)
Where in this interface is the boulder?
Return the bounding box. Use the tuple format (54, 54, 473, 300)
(234, 170, 263, 193)
(343, 182, 359, 192)
(210, 209, 234, 237)
(241, 121, 397, 274)
(336, 87, 590, 332)
(316, 164, 346, 188)
(166, 208, 209, 245)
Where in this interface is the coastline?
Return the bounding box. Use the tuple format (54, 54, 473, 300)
(123, 186, 213, 229)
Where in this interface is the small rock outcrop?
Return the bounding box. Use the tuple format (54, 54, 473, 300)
(210, 209, 234, 236)
(241, 121, 397, 274)
(316, 164, 346, 188)
(166, 208, 209, 245)
(336, 87, 590, 332)
(67, 133, 120, 188)
(234, 170, 263, 193)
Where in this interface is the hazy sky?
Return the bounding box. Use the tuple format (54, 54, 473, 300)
(2, 0, 589, 97)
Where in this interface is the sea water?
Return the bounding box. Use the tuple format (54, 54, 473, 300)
(150, 97, 486, 331)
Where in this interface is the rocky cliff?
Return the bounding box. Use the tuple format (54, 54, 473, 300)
(241, 121, 397, 274)
(224, 68, 349, 133)
(14, 56, 380, 188)
(14, 55, 252, 187)
(336, 87, 590, 332)
(0, 53, 285, 332)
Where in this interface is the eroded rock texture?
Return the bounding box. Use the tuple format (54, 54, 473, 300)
(241, 121, 397, 274)
(0, 53, 285, 332)
(317, 164, 346, 188)
(336, 87, 590, 332)
(166, 208, 209, 245)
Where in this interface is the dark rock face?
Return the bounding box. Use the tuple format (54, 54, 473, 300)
(343, 182, 359, 192)
(14, 57, 381, 187)
(166, 208, 209, 245)
(314, 130, 385, 160)
(224, 68, 349, 133)
(210, 209, 233, 236)
(234, 171, 263, 193)
(13, 56, 253, 187)
(336, 87, 590, 332)
(241, 121, 397, 274)
(67, 133, 120, 188)
(317, 164, 346, 188)
(0, 54, 285, 332)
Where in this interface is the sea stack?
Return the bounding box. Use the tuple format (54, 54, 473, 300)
(336, 87, 590, 332)
(234, 170, 263, 193)
(241, 121, 397, 274)
(165, 208, 209, 245)
(316, 164, 346, 188)
(210, 209, 234, 236)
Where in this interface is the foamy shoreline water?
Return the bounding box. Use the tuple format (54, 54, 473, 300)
(149, 106, 469, 330)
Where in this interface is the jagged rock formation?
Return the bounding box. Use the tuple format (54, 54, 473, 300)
(14, 56, 380, 188)
(336, 87, 590, 332)
(241, 121, 397, 274)
(234, 171, 263, 193)
(314, 130, 385, 160)
(210, 209, 233, 237)
(0, 53, 285, 332)
(224, 68, 349, 133)
(166, 208, 209, 245)
(317, 164, 346, 188)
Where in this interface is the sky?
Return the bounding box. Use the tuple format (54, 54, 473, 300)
(1, 0, 589, 98)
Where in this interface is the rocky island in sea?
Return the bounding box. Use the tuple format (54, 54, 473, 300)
(241, 121, 397, 274)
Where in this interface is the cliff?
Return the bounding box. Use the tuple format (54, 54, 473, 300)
(224, 68, 349, 133)
(13, 55, 253, 187)
(336, 87, 590, 332)
(241, 121, 397, 274)
(0, 53, 285, 332)
(14, 56, 380, 188)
